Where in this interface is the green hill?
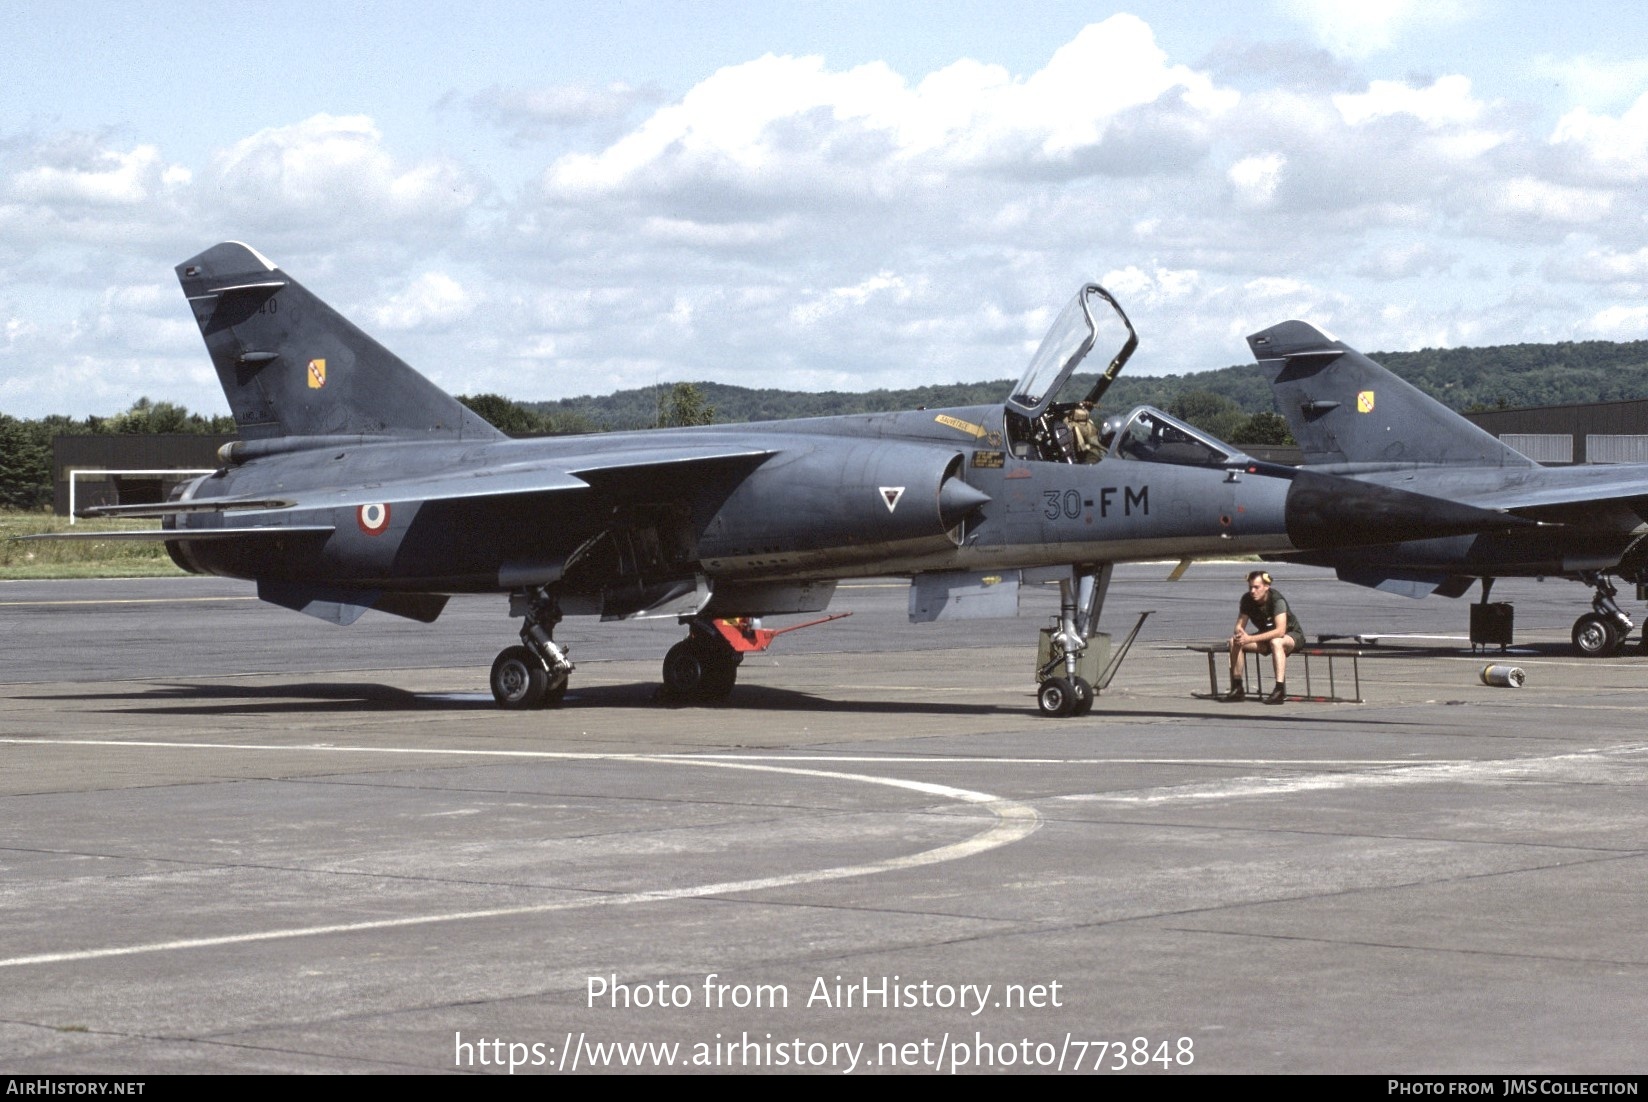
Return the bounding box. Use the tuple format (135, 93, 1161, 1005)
(520, 338, 1648, 430)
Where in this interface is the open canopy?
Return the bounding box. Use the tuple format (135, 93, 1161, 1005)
(1005, 283, 1138, 419)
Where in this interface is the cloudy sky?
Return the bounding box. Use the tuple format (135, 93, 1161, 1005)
(5, 0, 1648, 419)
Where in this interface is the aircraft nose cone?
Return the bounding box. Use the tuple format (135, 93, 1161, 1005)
(938, 477, 992, 528)
(1284, 469, 1533, 549)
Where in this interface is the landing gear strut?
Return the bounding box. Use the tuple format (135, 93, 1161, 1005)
(491, 586, 574, 708)
(1035, 563, 1111, 717)
(661, 617, 742, 702)
(1572, 573, 1633, 658)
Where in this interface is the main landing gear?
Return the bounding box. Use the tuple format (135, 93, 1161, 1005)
(660, 612, 852, 704)
(1035, 563, 1112, 718)
(661, 618, 744, 703)
(485, 598, 852, 709)
(491, 586, 574, 708)
(1571, 573, 1636, 658)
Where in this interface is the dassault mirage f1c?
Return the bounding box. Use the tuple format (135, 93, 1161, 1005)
(59, 243, 1529, 714)
(1251, 320, 1648, 656)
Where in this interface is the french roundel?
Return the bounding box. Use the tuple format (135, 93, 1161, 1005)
(357, 502, 391, 535)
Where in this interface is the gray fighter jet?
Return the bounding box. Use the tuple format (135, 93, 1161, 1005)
(57, 243, 1528, 713)
(1252, 319, 1648, 656)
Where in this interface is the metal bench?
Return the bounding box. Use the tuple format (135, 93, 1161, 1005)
(1188, 642, 1363, 703)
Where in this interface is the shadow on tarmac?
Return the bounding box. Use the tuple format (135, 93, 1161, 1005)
(23, 678, 1475, 727)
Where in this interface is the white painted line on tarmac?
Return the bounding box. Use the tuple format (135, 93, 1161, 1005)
(0, 739, 1040, 970)
(0, 595, 258, 607)
(0, 738, 1488, 769)
(1057, 745, 1648, 805)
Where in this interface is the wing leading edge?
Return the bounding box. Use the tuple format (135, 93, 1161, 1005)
(77, 446, 779, 521)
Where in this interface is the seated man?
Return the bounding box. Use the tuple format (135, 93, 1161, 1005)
(1065, 404, 1103, 463)
(1221, 570, 1304, 705)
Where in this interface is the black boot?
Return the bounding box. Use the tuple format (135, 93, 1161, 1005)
(1218, 681, 1246, 703)
(1264, 683, 1287, 705)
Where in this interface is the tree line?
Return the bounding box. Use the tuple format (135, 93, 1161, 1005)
(525, 338, 1648, 431)
(0, 399, 238, 510)
(0, 388, 718, 510)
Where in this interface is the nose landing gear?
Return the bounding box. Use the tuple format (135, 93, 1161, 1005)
(1034, 564, 1110, 717)
(1037, 673, 1093, 718)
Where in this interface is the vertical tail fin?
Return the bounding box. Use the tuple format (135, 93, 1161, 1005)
(176, 242, 503, 442)
(1249, 320, 1533, 469)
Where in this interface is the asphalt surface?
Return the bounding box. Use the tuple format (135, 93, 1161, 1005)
(2, 562, 1645, 1074)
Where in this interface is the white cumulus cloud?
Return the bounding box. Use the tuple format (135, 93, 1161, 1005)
(369, 272, 477, 331)
(1281, 0, 1474, 59)
(1229, 152, 1286, 208)
(11, 144, 187, 207)
(1493, 177, 1613, 223)
(790, 271, 911, 325)
(1550, 91, 1648, 179)
(544, 13, 1235, 202)
(1584, 303, 1648, 337)
(1334, 75, 1484, 127)
(206, 114, 482, 229)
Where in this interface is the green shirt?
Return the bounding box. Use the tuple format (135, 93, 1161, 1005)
(1240, 589, 1304, 645)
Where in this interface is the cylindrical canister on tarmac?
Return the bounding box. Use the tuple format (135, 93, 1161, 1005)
(1480, 664, 1525, 688)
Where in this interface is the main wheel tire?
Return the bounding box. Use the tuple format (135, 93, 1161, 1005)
(1037, 676, 1078, 718)
(1572, 613, 1621, 658)
(662, 639, 710, 696)
(663, 637, 741, 701)
(1070, 675, 1095, 716)
(491, 645, 548, 708)
(700, 656, 739, 700)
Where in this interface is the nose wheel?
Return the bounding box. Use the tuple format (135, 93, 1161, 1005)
(1037, 675, 1094, 717)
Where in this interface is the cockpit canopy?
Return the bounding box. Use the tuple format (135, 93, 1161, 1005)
(1002, 282, 1248, 468)
(1102, 406, 1246, 468)
(1006, 283, 1137, 420)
